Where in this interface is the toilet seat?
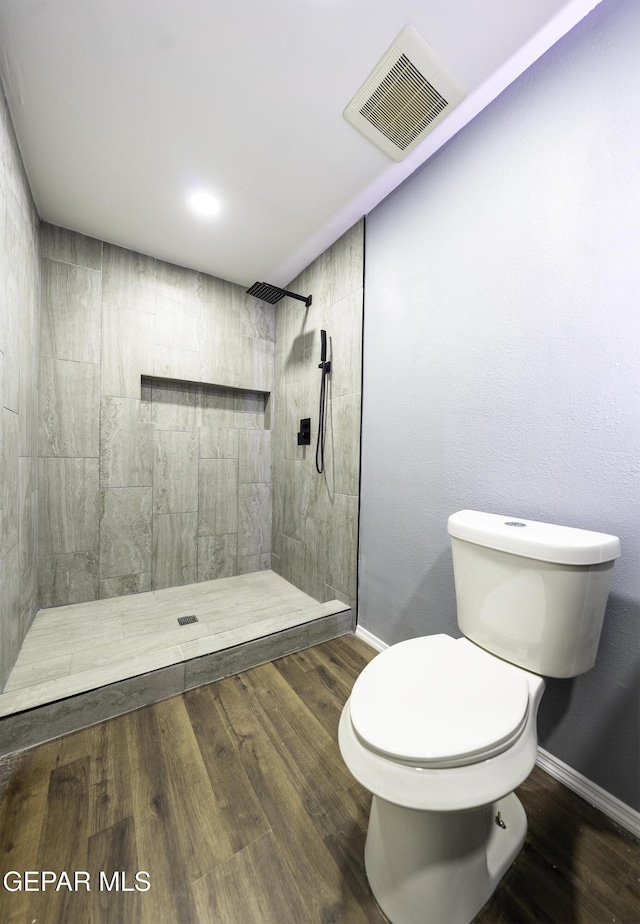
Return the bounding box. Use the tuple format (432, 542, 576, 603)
(349, 635, 530, 768)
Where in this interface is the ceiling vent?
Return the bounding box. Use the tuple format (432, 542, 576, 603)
(344, 26, 465, 162)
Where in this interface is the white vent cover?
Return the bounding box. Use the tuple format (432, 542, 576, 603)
(344, 26, 465, 161)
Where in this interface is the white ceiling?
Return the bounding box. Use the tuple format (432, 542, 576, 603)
(0, 0, 601, 288)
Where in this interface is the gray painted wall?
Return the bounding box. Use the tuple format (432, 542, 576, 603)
(359, 0, 639, 810)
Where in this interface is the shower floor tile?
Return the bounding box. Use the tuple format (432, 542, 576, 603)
(1, 572, 347, 718)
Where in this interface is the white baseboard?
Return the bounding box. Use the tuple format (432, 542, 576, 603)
(353, 626, 639, 839)
(354, 625, 388, 652)
(536, 747, 640, 838)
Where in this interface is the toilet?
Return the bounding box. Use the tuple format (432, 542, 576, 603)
(339, 510, 621, 924)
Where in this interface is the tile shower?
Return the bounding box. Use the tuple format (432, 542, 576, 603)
(35, 221, 363, 613)
(0, 91, 364, 726)
(0, 66, 363, 710)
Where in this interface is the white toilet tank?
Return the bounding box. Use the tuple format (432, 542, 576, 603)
(448, 510, 621, 678)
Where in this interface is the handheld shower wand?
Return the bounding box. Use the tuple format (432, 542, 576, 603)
(316, 330, 331, 474)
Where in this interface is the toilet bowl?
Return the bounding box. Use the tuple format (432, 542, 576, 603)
(339, 510, 620, 924)
(338, 635, 545, 924)
(340, 635, 545, 813)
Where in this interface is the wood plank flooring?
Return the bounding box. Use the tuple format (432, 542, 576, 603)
(0, 634, 637, 924)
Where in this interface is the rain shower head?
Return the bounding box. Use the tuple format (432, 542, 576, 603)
(246, 281, 312, 308)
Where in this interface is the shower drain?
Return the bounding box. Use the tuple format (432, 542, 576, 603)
(177, 615, 199, 626)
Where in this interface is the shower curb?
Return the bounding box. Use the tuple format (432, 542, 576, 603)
(0, 608, 353, 758)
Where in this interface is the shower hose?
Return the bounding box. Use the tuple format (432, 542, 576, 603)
(316, 329, 330, 474)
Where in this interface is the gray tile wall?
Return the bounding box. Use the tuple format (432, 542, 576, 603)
(145, 377, 271, 591)
(39, 226, 275, 607)
(0, 83, 41, 690)
(271, 221, 363, 613)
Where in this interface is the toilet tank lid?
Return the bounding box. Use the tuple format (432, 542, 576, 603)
(448, 510, 621, 566)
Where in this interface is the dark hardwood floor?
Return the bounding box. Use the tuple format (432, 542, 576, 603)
(0, 634, 637, 923)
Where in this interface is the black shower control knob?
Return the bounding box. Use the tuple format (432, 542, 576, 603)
(297, 418, 311, 445)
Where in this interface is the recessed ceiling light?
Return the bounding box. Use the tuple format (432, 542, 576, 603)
(188, 190, 221, 216)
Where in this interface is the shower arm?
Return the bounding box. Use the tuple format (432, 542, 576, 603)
(279, 288, 312, 308)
